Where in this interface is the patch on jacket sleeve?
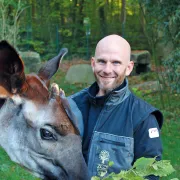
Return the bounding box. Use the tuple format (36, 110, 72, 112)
(148, 128, 159, 138)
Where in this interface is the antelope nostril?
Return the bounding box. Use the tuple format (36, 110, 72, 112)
(42, 167, 68, 180)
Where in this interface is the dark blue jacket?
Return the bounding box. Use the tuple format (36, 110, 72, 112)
(68, 79, 163, 179)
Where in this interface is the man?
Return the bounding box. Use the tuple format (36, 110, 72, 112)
(68, 34, 163, 179)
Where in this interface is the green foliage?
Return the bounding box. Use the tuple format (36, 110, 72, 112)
(161, 120, 180, 180)
(140, 72, 157, 81)
(14, 0, 150, 58)
(92, 157, 176, 180)
(163, 48, 180, 93)
(131, 87, 144, 98)
(0, 0, 28, 46)
(137, 0, 180, 111)
(0, 70, 179, 179)
(108, 161, 114, 167)
(18, 39, 45, 53)
(0, 148, 39, 180)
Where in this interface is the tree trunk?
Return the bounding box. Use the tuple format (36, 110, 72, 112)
(99, 2, 107, 36)
(120, 0, 126, 37)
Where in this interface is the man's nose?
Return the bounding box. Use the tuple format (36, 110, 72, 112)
(103, 63, 112, 74)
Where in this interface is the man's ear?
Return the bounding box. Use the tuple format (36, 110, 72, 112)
(125, 61, 134, 76)
(91, 57, 95, 71)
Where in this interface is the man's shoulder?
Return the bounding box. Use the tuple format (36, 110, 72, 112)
(129, 93, 154, 109)
(68, 87, 89, 105)
(129, 93, 163, 129)
(69, 88, 88, 98)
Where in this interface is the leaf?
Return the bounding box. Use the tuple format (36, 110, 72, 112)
(103, 178, 114, 180)
(108, 161, 114, 167)
(92, 158, 177, 180)
(91, 177, 101, 180)
(133, 157, 156, 170)
(148, 160, 176, 177)
(106, 170, 145, 180)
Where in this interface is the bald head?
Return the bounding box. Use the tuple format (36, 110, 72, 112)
(91, 34, 134, 95)
(95, 34, 131, 63)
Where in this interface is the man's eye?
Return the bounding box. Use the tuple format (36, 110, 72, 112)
(40, 128, 57, 141)
(113, 61, 121, 65)
(98, 60, 105, 64)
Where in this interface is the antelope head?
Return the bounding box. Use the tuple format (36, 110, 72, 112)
(0, 41, 88, 180)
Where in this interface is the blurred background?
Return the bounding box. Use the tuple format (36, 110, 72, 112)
(0, 0, 179, 179)
(0, 0, 179, 61)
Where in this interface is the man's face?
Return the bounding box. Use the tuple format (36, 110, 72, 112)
(91, 40, 133, 95)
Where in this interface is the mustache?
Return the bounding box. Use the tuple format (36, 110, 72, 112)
(96, 71, 118, 78)
(99, 75, 115, 78)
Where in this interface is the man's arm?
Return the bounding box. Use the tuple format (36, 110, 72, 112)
(133, 114, 163, 180)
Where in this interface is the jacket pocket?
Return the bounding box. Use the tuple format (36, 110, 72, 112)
(100, 138, 125, 146)
(88, 131, 134, 178)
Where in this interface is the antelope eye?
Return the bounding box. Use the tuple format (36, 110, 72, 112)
(40, 128, 57, 141)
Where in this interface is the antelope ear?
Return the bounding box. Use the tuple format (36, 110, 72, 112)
(59, 91, 82, 136)
(0, 41, 25, 98)
(38, 48, 68, 83)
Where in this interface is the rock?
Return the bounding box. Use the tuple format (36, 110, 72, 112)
(131, 50, 151, 64)
(19, 51, 41, 73)
(131, 50, 151, 75)
(156, 41, 174, 60)
(65, 64, 95, 84)
(131, 81, 161, 92)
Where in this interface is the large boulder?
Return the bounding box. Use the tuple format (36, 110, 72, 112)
(131, 50, 151, 75)
(19, 51, 41, 73)
(131, 81, 161, 92)
(156, 41, 174, 60)
(65, 64, 95, 84)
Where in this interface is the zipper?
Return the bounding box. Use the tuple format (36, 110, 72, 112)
(87, 95, 112, 164)
(87, 81, 131, 168)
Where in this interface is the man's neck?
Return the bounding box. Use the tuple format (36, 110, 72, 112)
(96, 90, 105, 97)
(96, 88, 114, 97)
(96, 80, 126, 97)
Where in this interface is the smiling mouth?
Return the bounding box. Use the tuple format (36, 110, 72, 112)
(99, 75, 116, 79)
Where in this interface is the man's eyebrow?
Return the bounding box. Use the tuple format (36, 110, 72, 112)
(111, 59, 123, 63)
(96, 58, 106, 61)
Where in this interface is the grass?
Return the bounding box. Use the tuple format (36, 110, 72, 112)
(0, 70, 179, 179)
(161, 121, 180, 179)
(139, 92, 180, 180)
(0, 148, 39, 180)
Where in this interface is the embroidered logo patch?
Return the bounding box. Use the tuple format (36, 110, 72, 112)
(97, 150, 110, 177)
(148, 128, 159, 138)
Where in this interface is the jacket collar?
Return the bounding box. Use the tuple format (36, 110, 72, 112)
(87, 78, 131, 106)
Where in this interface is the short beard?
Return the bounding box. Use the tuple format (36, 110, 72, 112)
(98, 82, 114, 94)
(94, 69, 126, 95)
